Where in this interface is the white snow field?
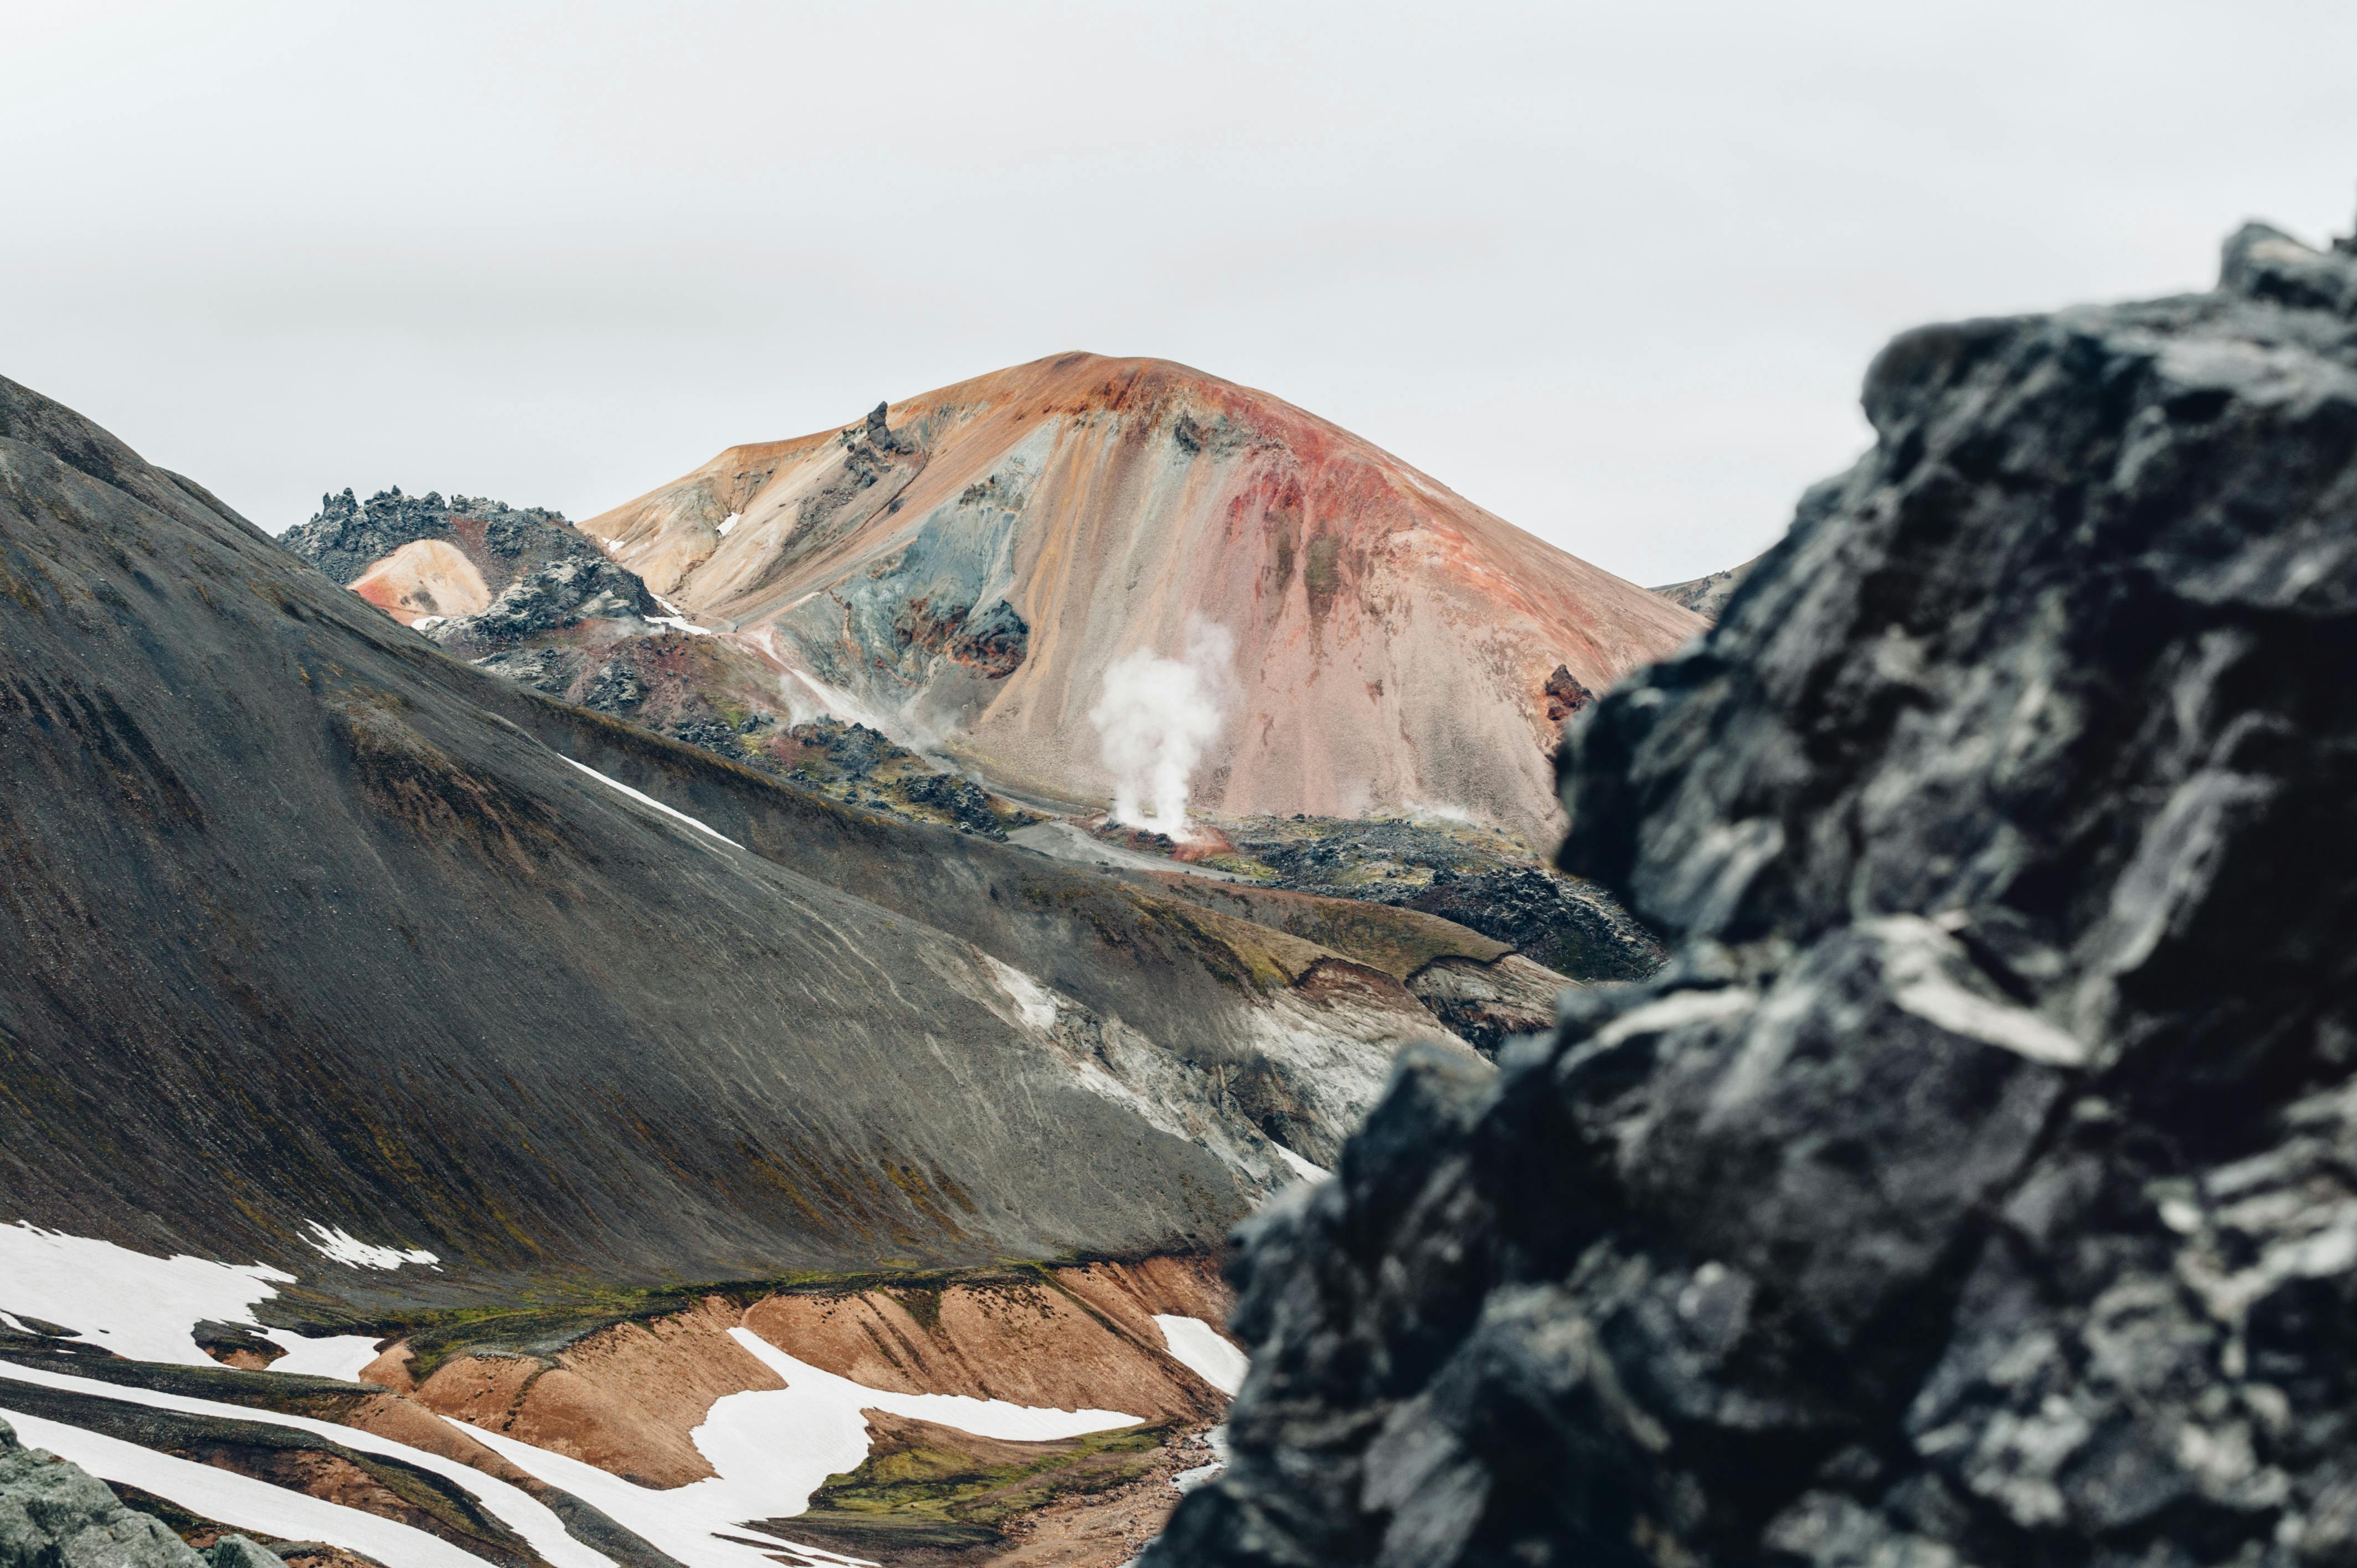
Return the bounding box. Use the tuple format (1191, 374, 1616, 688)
(0, 1226, 1152, 1568)
(0, 1222, 414, 1379)
(1152, 1316, 1248, 1396)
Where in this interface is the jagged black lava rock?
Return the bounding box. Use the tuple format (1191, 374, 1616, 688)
(1404, 864, 1664, 982)
(896, 770, 1009, 838)
(280, 486, 583, 586)
(444, 553, 655, 647)
(278, 485, 658, 649)
(1148, 216, 2357, 1567)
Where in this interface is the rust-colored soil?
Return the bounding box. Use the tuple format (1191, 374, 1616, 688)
(380, 1296, 779, 1487)
(342, 1256, 1234, 1557)
(740, 1258, 1231, 1423)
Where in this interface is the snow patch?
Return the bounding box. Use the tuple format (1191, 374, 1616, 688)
(410, 615, 446, 631)
(262, 1331, 388, 1381)
(0, 1222, 411, 1379)
(0, 1223, 293, 1366)
(717, 512, 742, 538)
(451, 1327, 1134, 1568)
(0, 1358, 610, 1568)
(982, 955, 1062, 1035)
(1268, 1141, 1331, 1184)
(1, 1406, 501, 1568)
(303, 1221, 438, 1271)
(555, 755, 743, 848)
(1153, 1316, 1248, 1396)
(647, 614, 716, 636)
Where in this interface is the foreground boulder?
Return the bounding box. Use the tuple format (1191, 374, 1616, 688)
(0, 1417, 283, 1568)
(1147, 214, 2357, 1566)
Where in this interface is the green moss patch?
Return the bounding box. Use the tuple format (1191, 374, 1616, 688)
(776, 1417, 1177, 1561)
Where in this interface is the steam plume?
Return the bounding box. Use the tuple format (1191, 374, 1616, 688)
(1090, 620, 1234, 838)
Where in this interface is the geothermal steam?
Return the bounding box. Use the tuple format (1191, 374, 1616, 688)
(1090, 620, 1234, 838)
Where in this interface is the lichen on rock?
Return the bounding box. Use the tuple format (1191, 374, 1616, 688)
(0, 1416, 287, 1568)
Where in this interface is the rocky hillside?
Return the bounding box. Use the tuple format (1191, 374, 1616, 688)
(1148, 215, 2357, 1566)
(0, 368, 1513, 1297)
(1649, 553, 1757, 620)
(580, 354, 1701, 843)
(282, 487, 656, 646)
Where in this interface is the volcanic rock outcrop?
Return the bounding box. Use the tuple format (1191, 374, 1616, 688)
(581, 353, 1701, 840)
(1148, 215, 2357, 1566)
(0, 1417, 285, 1568)
(284, 487, 659, 651)
(1649, 554, 1756, 621)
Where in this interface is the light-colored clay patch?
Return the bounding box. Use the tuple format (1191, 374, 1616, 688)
(349, 540, 492, 621)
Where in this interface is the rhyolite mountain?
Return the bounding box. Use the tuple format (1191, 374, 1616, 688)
(1149, 215, 2357, 1566)
(579, 353, 1701, 841)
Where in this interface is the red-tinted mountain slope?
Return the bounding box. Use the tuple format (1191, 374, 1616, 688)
(583, 354, 1700, 842)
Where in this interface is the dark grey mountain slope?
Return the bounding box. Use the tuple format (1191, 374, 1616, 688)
(0, 373, 1470, 1317)
(1150, 217, 2357, 1565)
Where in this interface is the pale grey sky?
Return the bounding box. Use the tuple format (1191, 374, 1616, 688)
(4, 0, 2351, 585)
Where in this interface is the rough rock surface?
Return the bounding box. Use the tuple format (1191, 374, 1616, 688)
(1402, 954, 1567, 1059)
(1197, 816, 1666, 986)
(0, 1416, 284, 1568)
(280, 485, 659, 649)
(1147, 215, 2357, 1566)
(1398, 864, 1664, 983)
(1650, 555, 1758, 621)
(436, 553, 655, 649)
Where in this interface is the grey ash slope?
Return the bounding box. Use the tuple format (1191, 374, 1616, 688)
(1149, 218, 2357, 1566)
(0, 372, 1473, 1314)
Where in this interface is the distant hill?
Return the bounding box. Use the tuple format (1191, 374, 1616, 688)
(580, 353, 1701, 843)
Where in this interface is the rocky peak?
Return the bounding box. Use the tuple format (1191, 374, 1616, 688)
(280, 485, 586, 587)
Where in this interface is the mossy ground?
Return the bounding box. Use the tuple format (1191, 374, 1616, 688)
(775, 1419, 1181, 1560)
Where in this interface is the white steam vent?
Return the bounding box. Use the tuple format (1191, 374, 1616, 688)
(1089, 619, 1233, 839)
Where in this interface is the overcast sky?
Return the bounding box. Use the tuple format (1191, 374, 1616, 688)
(5, 1, 2353, 585)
